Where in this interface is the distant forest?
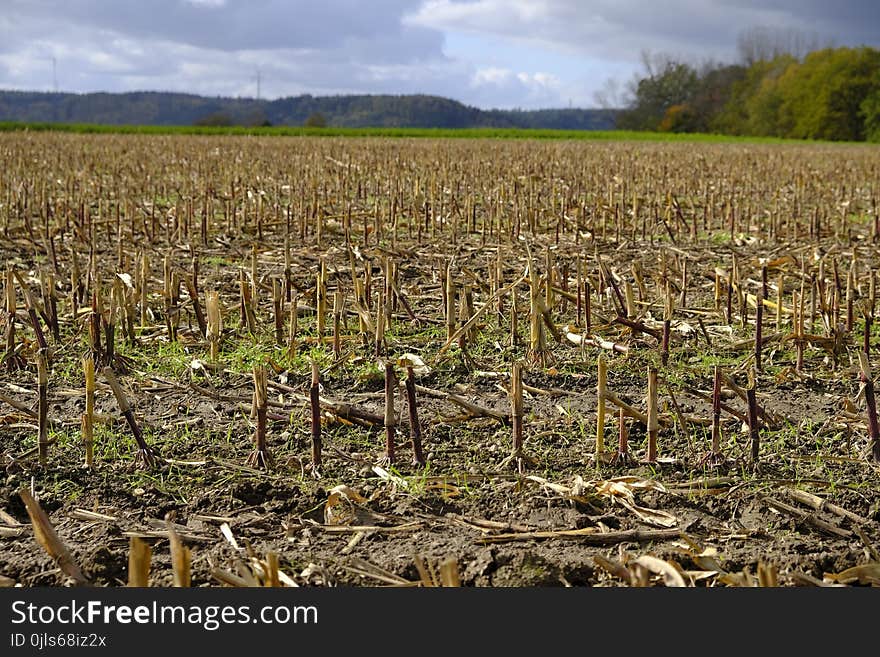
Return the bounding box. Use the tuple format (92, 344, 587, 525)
(0, 90, 617, 131)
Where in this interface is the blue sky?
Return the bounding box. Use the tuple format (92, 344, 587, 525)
(0, 0, 877, 109)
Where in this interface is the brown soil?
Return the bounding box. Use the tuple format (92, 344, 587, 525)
(1, 133, 879, 588)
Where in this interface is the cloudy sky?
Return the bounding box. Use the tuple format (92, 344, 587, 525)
(1, 1, 877, 109)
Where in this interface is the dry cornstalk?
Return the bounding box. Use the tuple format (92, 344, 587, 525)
(288, 294, 299, 357)
(163, 253, 177, 342)
(646, 365, 658, 463)
(19, 488, 88, 585)
(186, 256, 207, 339)
(309, 359, 322, 471)
(102, 366, 158, 468)
(384, 361, 397, 463)
(316, 258, 327, 341)
(404, 364, 426, 466)
(239, 268, 257, 336)
(333, 289, 344, 358)
(205, 290, 222, 362)
(611, 407, 632, 466)
(4, 268, 24, 371)
(528, 250, 547, 363)
(747, 369, 760, 465)
(596, 353, 607, 458)
(167, 517, 191, 587)
(127, 536, 151, 587)
(272, 277, 284, 345)
(37, 351, 49, 465)
(511, 360, 524, 455)
(776, 271, 784, 330)
(139, 251, 149, 326)
(374, 291, 387, 356)
(858, 351, 880, 462)
(83, 355, 95, 467)
(445, 264, 456, 342)
(13, 270, 49, 352)
(247, 365, 273, 470)
(265, 551, 280, 587)
(705, 365, 724, 465)
(754, 289, 764, 372)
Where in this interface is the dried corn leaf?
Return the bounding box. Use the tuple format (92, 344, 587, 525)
(398, 353, 431, 376)
(614, 496, 678, 528)
(824, 563, 880, 585)
(372, 466, 410, 490)
(525, 475, 595, 506)
(424, 481, 461, 499)
(634, 555, 688, 587)
(220, 522, 241, 551)
(325, 484, 378, 526)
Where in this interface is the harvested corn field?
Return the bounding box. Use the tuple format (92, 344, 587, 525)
(1, 132, 879, 588)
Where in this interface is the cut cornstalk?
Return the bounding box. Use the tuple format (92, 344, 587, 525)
(333, 290, 344, 358)
(205, 290, 222, 362)
(511, 360, 524, 455)
(374, 291, 387, 357)
(272, 277, 284, 345)
(41, 270, 59, 341)
(247, 365, 273, 470)
(288, 294, 299, 357)
(776, 271, 784, 330)
(611, 407, 632, 466)
(316, 258, 327, 341)
(712, 365, 722, 452)
(167, 519, 191, 588)
(754, 290, 764, 372)
(384, 361, 397, 463)
(794, 290, 805, 372)
(239, 268, 257, 336)
(646, 366, 658, 463)
(127, 536, 151, 587)
(102, 366, 158, 468)
(83, 355, 95, 467)
(4, 268, 23, 371)
(445, 264, 456, 342)
(858, 352, 880, 463)
(139, 251, 149, 326)
(500, 360, 536, 471)
(596, 353, 607, 458)
(163, 254, 177, 342)
(747, 370, 760, 465)
(660, 319, 671, 366)
(404, 364, 425, 466)
(309, 359, 322, 472)
(37, 351, 49, 465)
(528, 247, 547, 363)
(13, 270, 49, 353)
(188, 256, 207, 339)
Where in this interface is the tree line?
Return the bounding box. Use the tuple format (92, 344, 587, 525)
(615, 31, 880, 142)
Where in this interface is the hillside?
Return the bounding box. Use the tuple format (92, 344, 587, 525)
(0, 90, 617, 130)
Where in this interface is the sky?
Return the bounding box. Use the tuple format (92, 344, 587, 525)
(0, 0, 878, 110)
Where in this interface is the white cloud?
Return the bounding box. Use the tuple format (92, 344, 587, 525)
(184, 0, 227, 7)
(467, 66, 564, 109)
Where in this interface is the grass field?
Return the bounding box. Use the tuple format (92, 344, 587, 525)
(0, 120, 834, 144)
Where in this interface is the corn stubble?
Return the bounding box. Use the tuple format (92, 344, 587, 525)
(2, 133, 880, 588)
